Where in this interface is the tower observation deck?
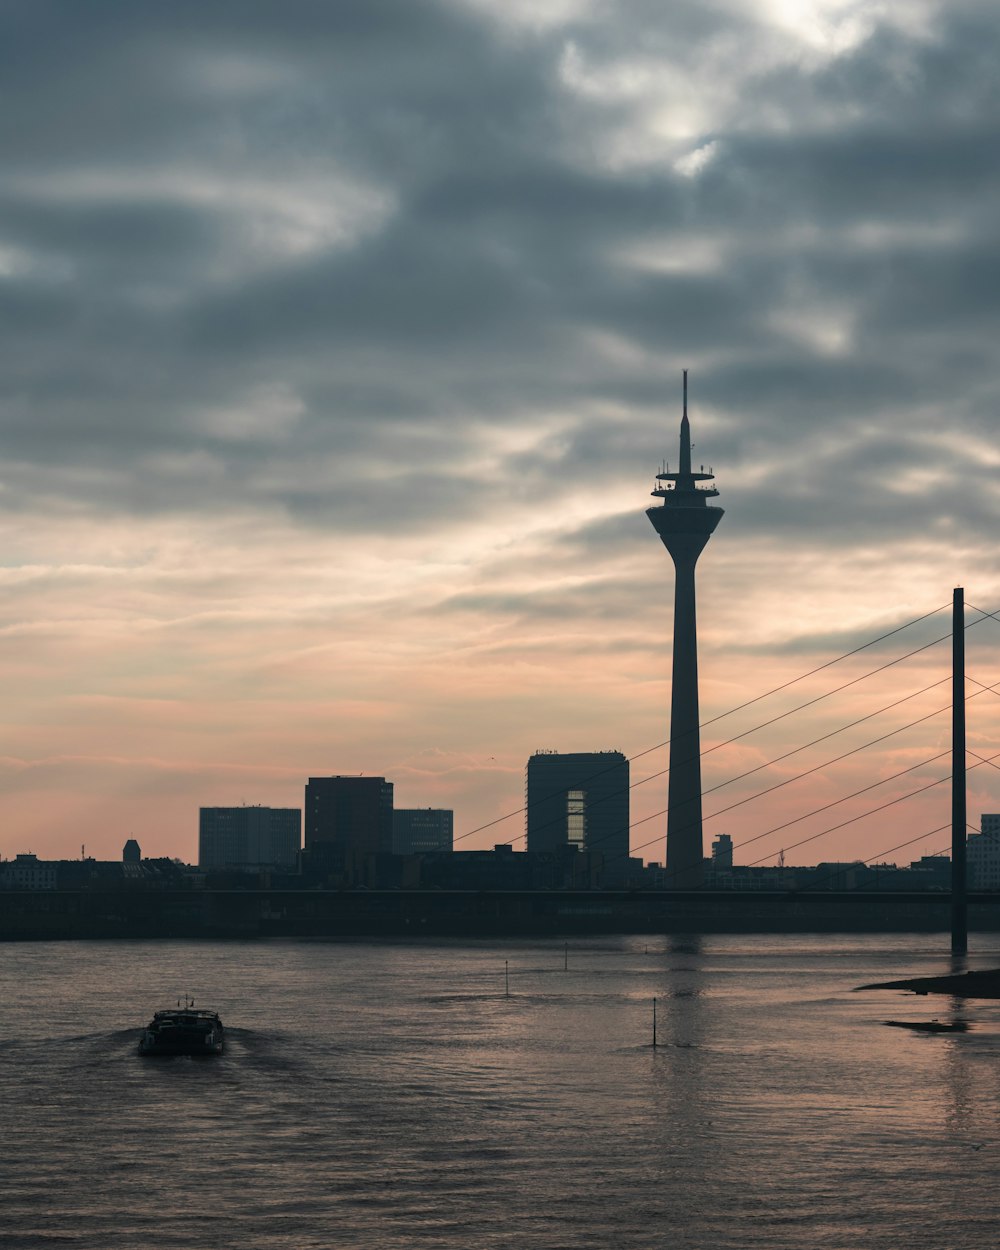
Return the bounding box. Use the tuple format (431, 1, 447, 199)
(646, 372, 724, 888)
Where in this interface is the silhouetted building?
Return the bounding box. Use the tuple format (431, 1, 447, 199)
(415, 844, 604, 891)
(305, 776, 393, 860)
(969, 816, 1000, 889)
(199, 806, 301, 870)
(123, 838, 141, 864)
(647, 372, 723, 888)
(525, 751, 629, 883)
(711, 834, 733, 870)
(0, 853, 57, 890)
(2, 853, 203, 892)
(907, 855, 951, 888)
(812, 861, 868, 890)
(393, 808, 453, 854)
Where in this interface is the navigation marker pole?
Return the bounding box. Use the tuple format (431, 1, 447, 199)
(652, 997, 658, 1048)
(505, 960, 510, 998)
(952, 587, 968, 956)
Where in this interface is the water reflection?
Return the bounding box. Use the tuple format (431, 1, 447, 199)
(940, 994, 975, 1138)
(666, 935, 704, 959)
(650, 938, 707, 1080)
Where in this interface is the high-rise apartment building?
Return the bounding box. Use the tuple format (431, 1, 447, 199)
(525, 751, 629, 882)
(393, 808, 454, 855)
(198, 806, 301, 870)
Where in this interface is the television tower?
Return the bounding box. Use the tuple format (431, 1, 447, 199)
(647, 372, 723, 888)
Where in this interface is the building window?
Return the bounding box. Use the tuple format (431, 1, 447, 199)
(567, 790, 586, 849)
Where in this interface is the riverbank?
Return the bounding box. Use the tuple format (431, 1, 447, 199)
(858, 968, 1000, 998)
(4, 886, 1000, 938)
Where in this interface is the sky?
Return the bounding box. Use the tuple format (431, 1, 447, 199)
(2, 0, 1000, 868)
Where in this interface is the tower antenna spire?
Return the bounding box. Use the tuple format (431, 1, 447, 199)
(679, 370, 692, 478)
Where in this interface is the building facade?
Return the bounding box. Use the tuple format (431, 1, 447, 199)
(198, 806, 301, 870)
(711, 834, 734, 870)
(525, 751, 629, 883)
(305, 776, 394, 858)
(968, 815, 1000, 889)
(0, 853, 57, 890)
(393, 808, 454, 855)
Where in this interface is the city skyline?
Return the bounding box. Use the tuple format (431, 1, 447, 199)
(3, 1, 1000, 864)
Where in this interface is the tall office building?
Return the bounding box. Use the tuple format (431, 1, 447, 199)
(305, 776, 394, 857)
(647, 372, 724, 888)
(198, 806, 301, 870)
(525, 751, 629, 882)
(393, 809, 454, 855)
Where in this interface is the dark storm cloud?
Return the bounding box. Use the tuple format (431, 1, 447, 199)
(2, 0, 1000, 562)
(0, 197, 223, 274)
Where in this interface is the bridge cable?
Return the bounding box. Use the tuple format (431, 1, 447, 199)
(497, 676, 954, 852)
(451, 602, 952, 846)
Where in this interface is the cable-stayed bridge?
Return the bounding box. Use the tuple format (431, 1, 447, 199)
(450, 590, 1000, 942)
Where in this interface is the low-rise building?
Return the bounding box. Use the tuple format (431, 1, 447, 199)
(0, 853, 57, 890)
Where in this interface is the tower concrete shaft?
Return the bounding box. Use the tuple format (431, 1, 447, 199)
(646, 373, 723, 888)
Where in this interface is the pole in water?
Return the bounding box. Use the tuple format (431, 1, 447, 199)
(652, 996, 658, 1048)
(564, 942, 568, 971)
(505, 959, 510, 998)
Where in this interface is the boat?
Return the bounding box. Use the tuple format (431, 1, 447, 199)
(138, 1000, 225, 1056)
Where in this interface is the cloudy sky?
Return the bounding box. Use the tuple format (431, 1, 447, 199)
(3, 0, 1000, 868)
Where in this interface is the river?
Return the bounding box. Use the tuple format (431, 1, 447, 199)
(2, 934, 998, 1249)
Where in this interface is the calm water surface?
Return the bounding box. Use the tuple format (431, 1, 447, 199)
(3, 934, 999, 1249)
